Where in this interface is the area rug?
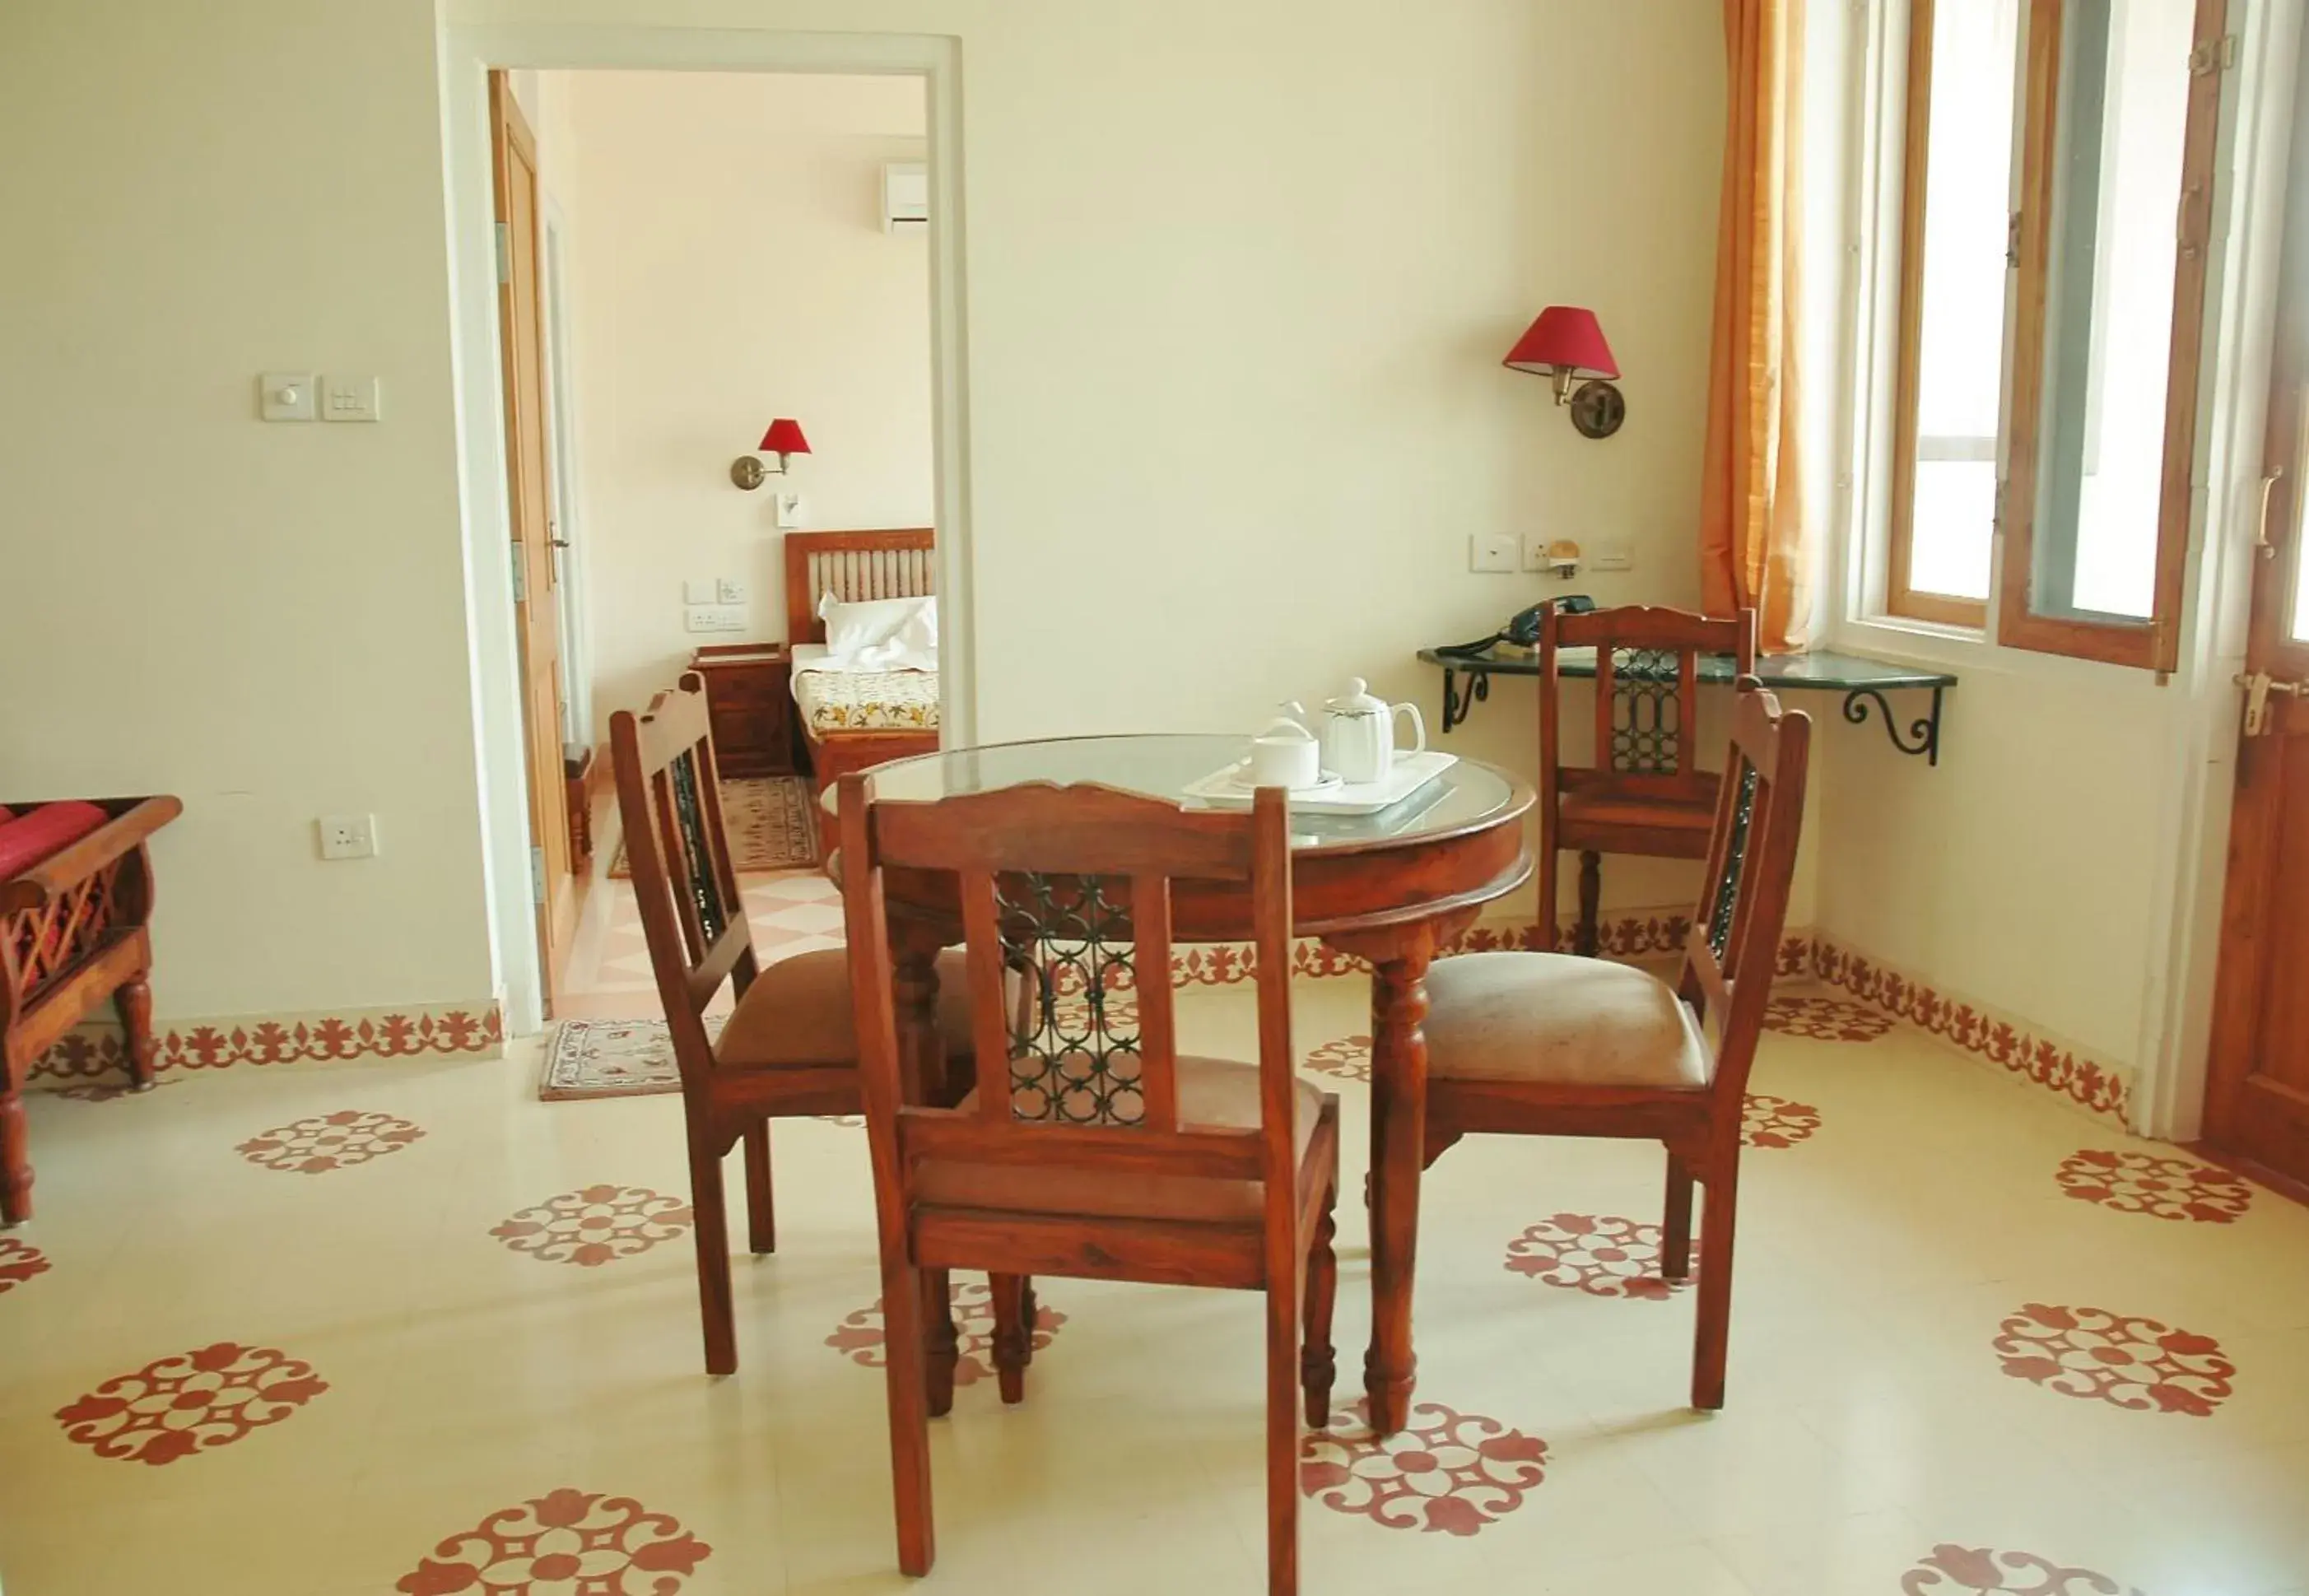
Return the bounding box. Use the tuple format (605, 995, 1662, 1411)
(538, 1016, 723, 1101)
(608, 775, 817, 877)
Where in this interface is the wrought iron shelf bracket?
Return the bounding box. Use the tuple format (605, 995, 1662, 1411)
(1440, 666, 1490, 733)
(1841, 685, 1944, 765)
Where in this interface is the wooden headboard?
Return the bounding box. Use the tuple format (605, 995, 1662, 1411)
(783, 528, 937, 646)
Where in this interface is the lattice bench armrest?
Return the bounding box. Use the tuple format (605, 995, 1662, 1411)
(0, 797, 184, 913)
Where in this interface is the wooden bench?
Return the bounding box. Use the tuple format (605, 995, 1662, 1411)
(1, 795, 181, 1223)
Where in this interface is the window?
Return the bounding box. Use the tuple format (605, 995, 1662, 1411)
(1884, 0, 2227, 669)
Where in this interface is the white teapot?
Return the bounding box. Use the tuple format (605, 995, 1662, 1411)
(1321, 678, 1427, 785)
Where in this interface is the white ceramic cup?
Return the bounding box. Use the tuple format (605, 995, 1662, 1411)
(1249, 727, 1322, 789)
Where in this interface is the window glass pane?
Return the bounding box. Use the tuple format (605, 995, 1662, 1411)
(1906, 0, 2023, 603)
(2030, 0, 2195, 620)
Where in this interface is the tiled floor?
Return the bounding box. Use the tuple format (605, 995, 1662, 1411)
(5, 862, 2309, 1592)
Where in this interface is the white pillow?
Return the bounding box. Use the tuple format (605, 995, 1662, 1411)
(818, 593, 938, 669)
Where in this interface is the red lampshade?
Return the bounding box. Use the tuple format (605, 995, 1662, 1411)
(1503, 307, 1618, 380)
(758, 418, 810, 456)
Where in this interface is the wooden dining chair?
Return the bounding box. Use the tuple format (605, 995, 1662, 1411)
(608, 674, 988, 1376)
(836, 777, 1343, 1596)
(1540, 603, 1757, 953)
(1422, 682, 1809, 1411)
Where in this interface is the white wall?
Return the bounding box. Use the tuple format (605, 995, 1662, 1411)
(0, 0, 496, 1019)
(552, 71, 935, 733)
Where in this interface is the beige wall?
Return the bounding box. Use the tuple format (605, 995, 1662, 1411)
(0, 0, 495, 1019)
(552, 71, 935, 734)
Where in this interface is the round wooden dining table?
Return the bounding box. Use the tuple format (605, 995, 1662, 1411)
(843, 733, 1535, 1436)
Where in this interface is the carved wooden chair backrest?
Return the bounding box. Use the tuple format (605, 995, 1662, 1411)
(1539, 605, 1759, 812)
(836, 778, 1300, 1211)
(608, 674, 756, 1080)
(1677, 682, 1810, 1110)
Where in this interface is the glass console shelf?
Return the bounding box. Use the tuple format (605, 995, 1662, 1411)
(1415, 644, 1957, 765)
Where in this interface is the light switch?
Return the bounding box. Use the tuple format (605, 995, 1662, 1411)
(1469, 532, 1518, 574)
(774, 491, 806, 530)
(320, 374, 382, 422)
(1590, 542, 1634, 573)
(683, 579, 718, 605)
(260, 372, 317, 422)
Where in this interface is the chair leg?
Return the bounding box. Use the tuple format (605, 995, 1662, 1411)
(1301, 1185, 1339, 1428)
(742, 1122, 775, 1254)
(1018, 1277, 1038, 1366)
(1265, 1246, 1302, 1596)
(924, 1268, 959, 1418)
(1575, 850, 1603, 957)
(1691, 1155, 1741, 1411)
(878, 1257, 938, 1575)
(686, 1124, 737, 1376)
(989, 1273, 1029, 1406)
(0, 1088, 30, 1226)
(1661, 1151, 1694, 1282)
(114, 975, 158, 1091)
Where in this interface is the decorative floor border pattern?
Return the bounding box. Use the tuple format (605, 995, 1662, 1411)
(29, 1001, 505, 1088)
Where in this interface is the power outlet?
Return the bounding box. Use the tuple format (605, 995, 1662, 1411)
(715, 576, 747, 604)
(318, 814, 379, 860)
(684, 605, 747, 634)
(1469, 532, 1519, 574)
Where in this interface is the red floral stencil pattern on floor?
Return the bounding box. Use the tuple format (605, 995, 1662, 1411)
(1900, 1543, 2141, 1594)
(395, 1487, 711, 1595)
(0, 1236, 52, 1295)
(1742, 1093, 1822, 1148)
(2054, 1149, 2255, 1224)
(490, 1185, 694, 1267)
(1306, 1035, 1371, 1083)
(1301, 1398, 1548, 1536)
(827, 1279, 1064, 1385)
(1503, 1214, 1692, 1300)
(55, 1077, 181, 1103)
(235, 1109, 425, 1174)
(54, 1342, 328, 1465)
(1992, 1303, 2235, 1417)
(1764, 994, 1894, 1041)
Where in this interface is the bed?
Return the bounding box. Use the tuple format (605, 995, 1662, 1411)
(783, 528, 943, 803)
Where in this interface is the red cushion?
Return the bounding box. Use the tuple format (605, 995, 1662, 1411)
(0, 802, 112, 880)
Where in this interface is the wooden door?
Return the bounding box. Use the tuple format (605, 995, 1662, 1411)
(490, 74, 576, 1014)
(2203, 20, 2309, 1193)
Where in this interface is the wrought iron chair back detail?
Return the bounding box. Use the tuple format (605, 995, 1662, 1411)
(999, 871, 1147, 1128)
(1704, 760, 1761, 964)
(1607, 646, 1687, 775)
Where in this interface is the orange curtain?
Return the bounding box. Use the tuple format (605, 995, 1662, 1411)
(1700, 0, 1811, 654)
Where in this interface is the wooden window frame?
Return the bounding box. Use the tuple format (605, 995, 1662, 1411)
(1886, 0, 1994, 630)
(1885, 0, 2227, 668)
(1996, 0, 2226, 672)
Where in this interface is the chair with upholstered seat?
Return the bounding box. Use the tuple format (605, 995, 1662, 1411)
(1541, 603, 1757, 953)
(836, 777, 1342, 1596)
(609, 674, 992, 1376)
(1422, 681, 1809, 1410)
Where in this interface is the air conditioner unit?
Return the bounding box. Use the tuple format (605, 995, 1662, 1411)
(882, 161, 929, 231)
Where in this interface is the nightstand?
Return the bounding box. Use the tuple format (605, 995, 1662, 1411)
(688, 644, 795, 777)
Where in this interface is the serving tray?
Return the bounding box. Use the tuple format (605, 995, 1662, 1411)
(1184, 751, 1458, 816)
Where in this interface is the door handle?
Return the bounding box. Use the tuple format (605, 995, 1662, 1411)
(549, 538, 570, 549)
(2255, 470, 2283, 561)
(2236, 670, 2307, 737)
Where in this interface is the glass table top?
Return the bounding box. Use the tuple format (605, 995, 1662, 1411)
(1416, 644, 1957, 691)
(848, 734, 1529, 854)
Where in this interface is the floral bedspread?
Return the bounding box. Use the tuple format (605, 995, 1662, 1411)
(794, 668, 939, 733)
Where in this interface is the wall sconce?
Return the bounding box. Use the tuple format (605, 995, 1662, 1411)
(1503, 307, 1625, 440)
(731, 418, 810, 490)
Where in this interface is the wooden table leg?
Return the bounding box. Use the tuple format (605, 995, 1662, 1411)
(1362, 941, 1433, 1436)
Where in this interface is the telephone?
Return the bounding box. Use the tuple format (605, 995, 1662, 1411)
(1436, 594, 1595, 658)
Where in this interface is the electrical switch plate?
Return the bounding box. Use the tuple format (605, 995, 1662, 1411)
(774, 491, 806, 530)
(1521, 533, 1554, 572)
(317, 813, 379, 860)
(1590, 542, 1634, 573)
(320, 374, 381, 422)
(683, 579, 718, 605)
(260, 372, 317, 422)
(716, 576, 747, 604)
(685, 605, 747, 634)
(1469, 532, 1518, 574)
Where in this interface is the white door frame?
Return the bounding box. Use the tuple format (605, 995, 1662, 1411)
(439, 24, 976, 1036)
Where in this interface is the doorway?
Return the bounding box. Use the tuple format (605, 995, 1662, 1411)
(2200, 8, 2309, 1198)
(444, 28, 975, 1036)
